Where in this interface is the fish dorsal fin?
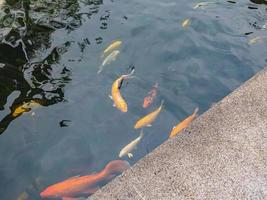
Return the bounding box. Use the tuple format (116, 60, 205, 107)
(66, 175, 80, 180)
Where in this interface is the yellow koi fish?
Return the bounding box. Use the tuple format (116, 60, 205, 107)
(110, 68, 135, 112)
(97, 50, 120, 74)
(248, 36, 267, 45)
(12, 100, 42, 117)
(134, 100, 164, 129)
(102, 40, 122, 58)
(169, 107, 198, 138)
(182, 18, 191, 28)
(119, 130, 144, 158)
(17, 191, 29, 200)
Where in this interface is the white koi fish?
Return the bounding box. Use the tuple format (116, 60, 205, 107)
(119, 130, 144, 158)
(182, 18, 191, 28)
(97, 50, 120, 74)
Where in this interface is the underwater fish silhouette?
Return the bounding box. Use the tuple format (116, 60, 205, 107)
(40, 160, 130, 199)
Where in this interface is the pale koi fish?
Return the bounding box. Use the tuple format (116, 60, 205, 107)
(248, 36, 267, 45)
(134, 100, 164, 129)
(169, 107, 198, 138)
(97, 50, 120, 74)
(182, 18, 191, 28)
(119, 129, 144, 158)
(101, 40, 122, 58)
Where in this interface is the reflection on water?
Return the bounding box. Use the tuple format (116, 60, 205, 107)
(0, 0, 267, 199)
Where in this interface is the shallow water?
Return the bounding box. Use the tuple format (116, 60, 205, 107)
(0, 0, 267, 199)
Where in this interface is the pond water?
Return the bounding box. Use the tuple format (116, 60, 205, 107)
(0, 0, 267, 199)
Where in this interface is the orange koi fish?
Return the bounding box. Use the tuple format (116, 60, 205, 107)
(169, 107, 198, 138)
(110, 68, 135, 112)
(143, 82, 158, 108)
(134, 100, 164, 129)
(40, 160, 130, 199)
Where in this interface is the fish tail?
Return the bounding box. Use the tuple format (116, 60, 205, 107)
(193, 107, 199, 116)
(139, 129, 144, 139)
(122, 67, 135, 79)
(97, 65, 103, 74)
(160, 100, 165, 108)
(104, 160, 130, 176)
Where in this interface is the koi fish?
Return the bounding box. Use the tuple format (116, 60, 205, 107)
(248, 36, 267, 45)
(40, 160, 130, 199)
(101, 40, 122, 58)
(169, 107, 198, 138)
(12, 100, 42, 117)
(110, 68, 135, 112)
(17, 191, 29, 200)
(97, 50, 120, 74)
(193, 2, 215, 9)
(134, 100, 164, 129)
(119, 130, 144, 158)
(143, 82, 158, 108)
(182, 18, 191, 28)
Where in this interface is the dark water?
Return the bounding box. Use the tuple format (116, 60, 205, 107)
(0, 0, 267, 199)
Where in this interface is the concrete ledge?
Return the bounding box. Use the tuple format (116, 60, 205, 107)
(90, 68, 267, 200)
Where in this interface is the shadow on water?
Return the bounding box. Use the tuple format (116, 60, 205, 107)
(0, 1, 103, 199)
(0, 0, 103, 135)
(249, 0, 267, 5)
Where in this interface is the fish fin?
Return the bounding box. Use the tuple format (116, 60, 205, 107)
(66, 175, 80, 180)
(128, 153, 133, 158)
(82, 186, 99, 195)
(172, 126, 175, 130)
(154, 82, 159, 88)
(113, 103, 116, 107)
(146, 124, 152, 127)
(109, 95, 113, 100)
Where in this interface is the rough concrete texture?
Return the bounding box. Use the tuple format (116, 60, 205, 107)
(90, 68, 267, 200)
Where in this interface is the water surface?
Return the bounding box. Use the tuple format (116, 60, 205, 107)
(0, 0, 267, 199)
